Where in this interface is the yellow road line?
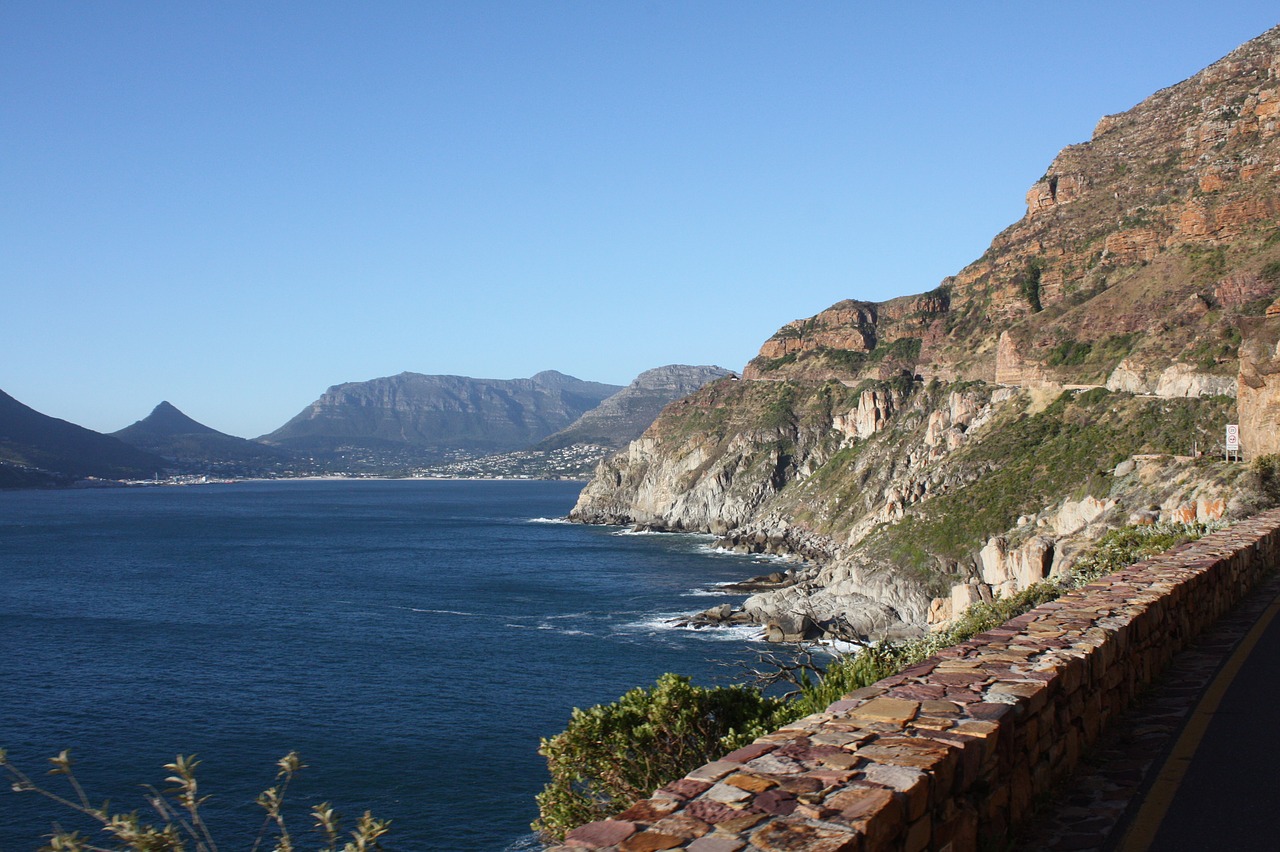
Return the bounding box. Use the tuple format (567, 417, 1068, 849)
(1117, 587, 1280, 851)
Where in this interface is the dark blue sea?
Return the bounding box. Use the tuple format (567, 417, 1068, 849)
(0, 480, 777, 850)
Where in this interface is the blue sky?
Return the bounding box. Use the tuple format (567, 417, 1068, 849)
(4, 3, 1278, 438)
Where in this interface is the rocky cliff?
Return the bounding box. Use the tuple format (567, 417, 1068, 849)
(572, 27, 1280, 640)
(746, 26, 1280, 395)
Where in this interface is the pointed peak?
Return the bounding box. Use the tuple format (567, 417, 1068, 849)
(115, 402, 223, 438)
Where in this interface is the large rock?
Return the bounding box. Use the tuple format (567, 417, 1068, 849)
(1107, 360, 1236, 398)
(1154, 363, 1237, 399)
(1237, 315, 1280, 459)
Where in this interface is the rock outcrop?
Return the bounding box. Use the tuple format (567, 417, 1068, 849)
(1238, 315, 1280, 458)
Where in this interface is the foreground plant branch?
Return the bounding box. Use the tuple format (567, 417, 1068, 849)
(0, 749, 390, 852)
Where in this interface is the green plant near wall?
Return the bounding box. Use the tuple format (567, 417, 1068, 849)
(1251, 454, 1280, 505)
(1183, 244, 1227, 281)
(533, 674, 785, 841)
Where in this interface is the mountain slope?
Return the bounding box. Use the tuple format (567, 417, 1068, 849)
(534, 365, 735, 451)
(261, 370, 623, 467)
(745, 25, 1280, 392)
(0, 389, 164, 485)
(571, 26, 1280, 640)
(113, 402, 295, 473)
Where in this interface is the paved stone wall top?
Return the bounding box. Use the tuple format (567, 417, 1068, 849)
(548, 509, 1280, 852)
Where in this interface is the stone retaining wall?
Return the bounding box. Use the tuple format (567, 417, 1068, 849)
(549, 509, 1280, 852)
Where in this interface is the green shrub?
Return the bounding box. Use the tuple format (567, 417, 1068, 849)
(1069, 521, 1221, 585)
(1261, 260, 1280, 285)
(1251, 454, 1280, 505)
(1046, 338, 1093, 367)
(533, 674, 784, 840)
(1018, 258, 1045, 312)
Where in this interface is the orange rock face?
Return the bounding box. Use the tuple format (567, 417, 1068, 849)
(1237, 316, 1280, 460)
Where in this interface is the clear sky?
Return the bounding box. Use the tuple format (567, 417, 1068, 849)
(3, 2, 1278, 438)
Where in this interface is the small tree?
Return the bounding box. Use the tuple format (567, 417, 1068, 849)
(533, 673, 783, 841)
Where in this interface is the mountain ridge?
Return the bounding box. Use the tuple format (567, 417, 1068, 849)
(0, 389, 165, 486)
(534, 365, 735, 451)
(744, 24, 1280, 393)
(260, 370, 625, 468)
(112, 402, 296, 474)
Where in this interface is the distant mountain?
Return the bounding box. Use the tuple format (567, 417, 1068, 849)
(112, 401, 296, 474)
(260, 370, 624, 468)
(535, 365, 735, 451)
(0, 389, 164, 486)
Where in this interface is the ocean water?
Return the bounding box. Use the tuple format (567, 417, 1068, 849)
(0, 480, 781, 850)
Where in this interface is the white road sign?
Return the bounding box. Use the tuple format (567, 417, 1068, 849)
(1226, 424, 1240, 451)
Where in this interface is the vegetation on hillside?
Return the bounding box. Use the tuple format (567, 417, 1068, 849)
(857, 388, 1236, 581)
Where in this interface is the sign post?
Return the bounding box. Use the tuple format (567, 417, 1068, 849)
(1226, 424, 1240, 461)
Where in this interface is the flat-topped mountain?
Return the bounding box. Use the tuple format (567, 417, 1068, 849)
(113, 402, 296, 474)
(261, 370, 623, 467)
(535, 365, 735, 451)
(0, 389, 164, 486)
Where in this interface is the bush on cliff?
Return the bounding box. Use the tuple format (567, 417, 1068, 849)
(533, 673, 784, 841)
(1250, 454, 1280, 505)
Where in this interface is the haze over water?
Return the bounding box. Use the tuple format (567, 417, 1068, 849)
(0, 480, 775, 850)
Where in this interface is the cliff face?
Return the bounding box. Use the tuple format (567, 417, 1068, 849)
(1238, 310, 1280, 458)
(572, 27, 1280, 639)
(746, 26, 1280, 394)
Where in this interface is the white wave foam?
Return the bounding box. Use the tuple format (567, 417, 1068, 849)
(618, 614, 765, 643)
(503, 833, 546, 852)
(751, 552, 796, 564)
(528, 516, 571, 524)
(695, 543, 799, 565)
(535, 622, 590, 636)
(701, 545, 736, 555)
(409, 608, 482, 618)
